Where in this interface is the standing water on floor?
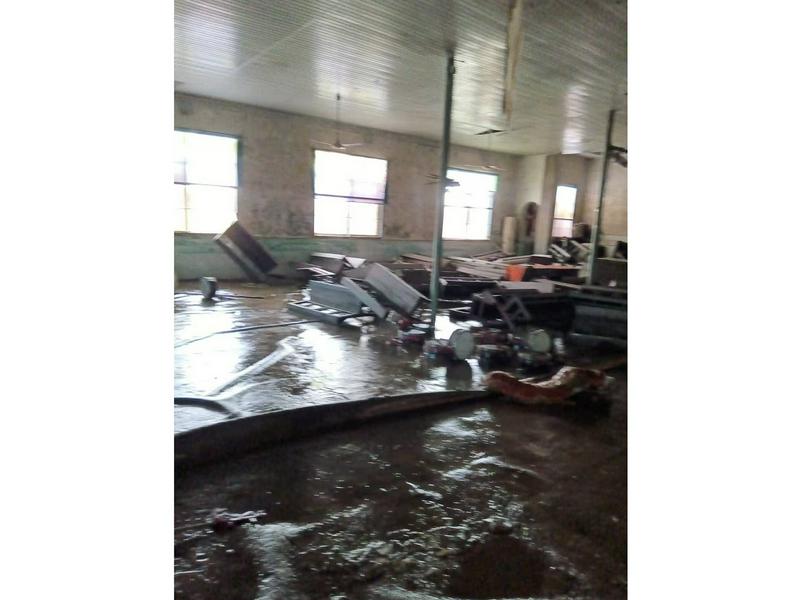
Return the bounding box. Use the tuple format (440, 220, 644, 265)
(175, 381, 627, 599)
(176, 284, 485, 432)
(174, 282, 627, 598)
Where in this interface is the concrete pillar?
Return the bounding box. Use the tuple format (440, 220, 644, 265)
(513, 154, 547, 254)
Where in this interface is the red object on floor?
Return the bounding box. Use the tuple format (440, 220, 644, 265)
(505, 264, 527, 281)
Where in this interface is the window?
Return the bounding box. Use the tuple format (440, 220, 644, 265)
(552, 185, 577, 238)
(174, 130, 238, 233)
(313, 150, 387, 236)
(442, 169, 498, 240)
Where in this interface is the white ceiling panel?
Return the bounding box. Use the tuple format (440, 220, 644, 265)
(175, 0, 627, 155)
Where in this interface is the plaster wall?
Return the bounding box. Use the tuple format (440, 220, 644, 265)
(579, 157, 628, 253)
(173, 94, 627, 278)
(174, 93, 524, 277)
(513, 154, 547, 253)
(176, 95, 523, 234)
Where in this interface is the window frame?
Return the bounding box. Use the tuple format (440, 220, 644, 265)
(174, 128, 242, 234)
(311, 148, 388, 238)
(442, 167, 499, 241)
(551, 184, 578, 239)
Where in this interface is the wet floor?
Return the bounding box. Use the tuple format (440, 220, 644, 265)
(174, 283, 622, 430)
(175, 283, 493, 432)
(174, 282, 627, 599)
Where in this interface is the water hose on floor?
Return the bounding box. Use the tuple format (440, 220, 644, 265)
(174, 397, 241, 417)
(175, 321, 319, 348)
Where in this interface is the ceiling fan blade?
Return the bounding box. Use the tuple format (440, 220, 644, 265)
(426, 176, 460, 187)
(490, 124, 537, 136)
(463, 164, 505, 172)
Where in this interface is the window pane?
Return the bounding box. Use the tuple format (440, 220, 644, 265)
(347, 201, 380, 236)
(185, 185, 237, 234)
(185, 162, 237, 187)
(446, 169, 498, 209)
(443, 186, 472, 208)
(185, 159, 237, 187)
(314, 150, 387, 200)
(173, 131, 187, 161)
(174, 184, 186, 208)
(182, 131, 238, 186)
(443, 206, 469, 239)
(174, 161, 187, 183)
(174, 185, 187, 232)
(314, 196, 349, 235)
(552, 218, 573, 238)
(465, 208, 492, 240)
(176, 209, 188, 232)
(554, 185, 577, 219)
(442, 170, 496, 240)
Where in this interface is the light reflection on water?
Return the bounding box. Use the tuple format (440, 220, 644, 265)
(174, 285, 493, 432)
(174, 328, 248, 395)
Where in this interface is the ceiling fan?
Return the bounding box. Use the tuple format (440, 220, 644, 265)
(311, 93, 365, 150)
(475, 128, 506, 136)
(609, 146, 628, 167)
(581, 145, 628, 167)
(426, 174, 460, 187)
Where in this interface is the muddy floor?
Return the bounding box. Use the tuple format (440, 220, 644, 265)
(174, 282, 627, 599)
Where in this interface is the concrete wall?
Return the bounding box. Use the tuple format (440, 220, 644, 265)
(534, 155, 557, 254)
(174, 93, 523, 277)
(514, 154, 547, 253)
(526, 152, 627, 256)
(579, 157, 628, 254)
(533, 154, 590, 253)
(173, 93, 627, 278)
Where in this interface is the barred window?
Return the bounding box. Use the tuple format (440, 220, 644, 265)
(552, 185, 577, 238)
(174, 130, 238, 233)
(442, 169, 497, 240)
(313, 150, 387, 237)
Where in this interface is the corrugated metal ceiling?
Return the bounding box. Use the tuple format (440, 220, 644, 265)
(175, 0, 626, 155)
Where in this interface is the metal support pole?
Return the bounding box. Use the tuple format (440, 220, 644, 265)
(587, 109, 616, 286)
(429, 49, 455, 331)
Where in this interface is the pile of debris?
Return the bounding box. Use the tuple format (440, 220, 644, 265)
(284, 251, 601, 376)
(288, 245, 625, 337)
(295, 249, 586, 296)
(289, 255, 424, 327)
(201, 222, 626, 372)
(210, 220, 625, 295)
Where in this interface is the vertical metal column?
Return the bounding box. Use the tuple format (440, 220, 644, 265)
(587, 109, 616, 286)
(429, 49, 456, 331)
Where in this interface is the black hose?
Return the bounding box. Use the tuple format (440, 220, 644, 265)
(175, 397, 241, 417)
(175, 291, 266, 299)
